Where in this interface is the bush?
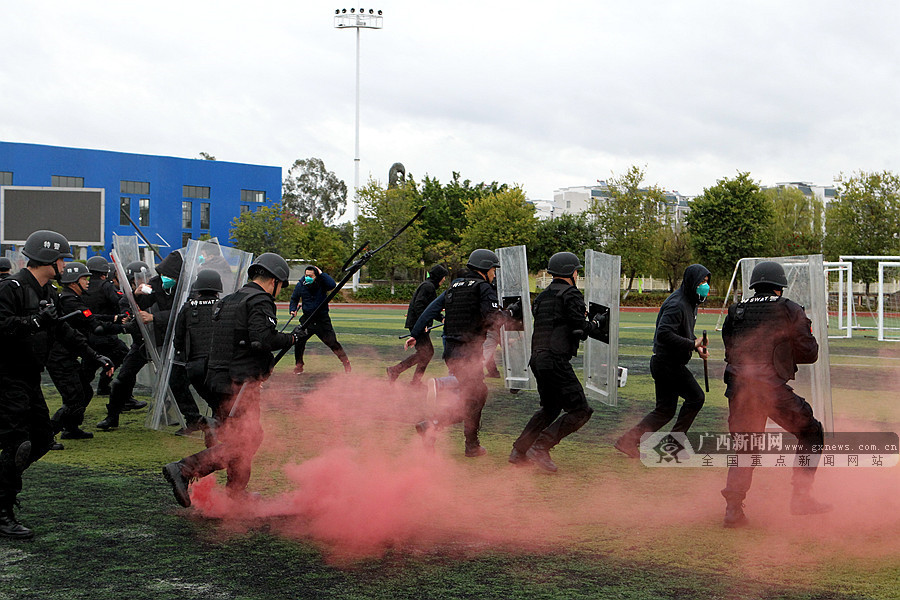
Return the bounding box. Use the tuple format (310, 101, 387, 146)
(349, 283, 419, 303)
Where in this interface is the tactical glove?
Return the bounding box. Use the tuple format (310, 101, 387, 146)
(32, 302, 58, 329)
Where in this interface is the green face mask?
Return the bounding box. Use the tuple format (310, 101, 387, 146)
(696, 282, 710, 300)
(161, 275, 176, 290)
(303, 276, 314, 285)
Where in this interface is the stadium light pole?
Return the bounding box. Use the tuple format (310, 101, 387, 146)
(334, 8, 383, 291)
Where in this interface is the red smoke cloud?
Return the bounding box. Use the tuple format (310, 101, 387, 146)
(186, 371, 900, 569)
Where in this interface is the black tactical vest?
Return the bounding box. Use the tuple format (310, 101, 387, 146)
(531, 281, 580, 357)
(207, 286, 270, 380)
(184, 296, 218, 360)
(727, 294, 795, 381)
(443, 277, 484, 340)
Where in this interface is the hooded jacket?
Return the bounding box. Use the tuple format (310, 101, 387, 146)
(652, 263, 711, 365)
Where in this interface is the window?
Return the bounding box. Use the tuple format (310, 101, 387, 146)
(120, 197, 132, 225)
(139, 198, 150, 227)
(240, 205, 251, 215)
(120, 180, 150, 195)
(200, 202, 210, 229)
(52, 175, 84, 187)
(182, 232, 192, 247)
(182, 201, 192, 228)
(183, 185, 210, 199)
(241, 189, 265, 203)
(0, 172, 11, 186)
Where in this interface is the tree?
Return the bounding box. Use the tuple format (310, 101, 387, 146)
(228, 205, 304, 257)
(531, 212, 599, 271)
(824, 170, 900, 293)
(590, 166, 667, 294)
(357, 179, 425, 291)
(282, 157, 348, 224)
(764, 186, 824, 256)
(460, 187, 538, 251)
(418, 173, 507, 246)
(294, 219, 348, 275)
(686, 171, 774, 288)
(657, 224, 694, 292)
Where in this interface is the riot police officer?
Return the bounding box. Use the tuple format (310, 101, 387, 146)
(82, 255, 129, 396)
(0, 230, 111, 539)
(387, 264, 448, 385)
(0, 257, 11, 280)
(509, 252, 606, 472)
(720, 260, 831, 528)
(171, 268, 224, 433)
(163, 253, 304, 507)
(46, 262, 117, 441)
(407, 249, 510, 457)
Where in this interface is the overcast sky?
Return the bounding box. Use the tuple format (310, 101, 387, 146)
(2, 1, 898, 207)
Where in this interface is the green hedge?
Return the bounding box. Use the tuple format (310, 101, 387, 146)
(349, 283, 420, 303)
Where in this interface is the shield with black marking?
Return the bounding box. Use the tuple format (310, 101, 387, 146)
(583, 249, 621, 406)
(496, 245, 536, 391)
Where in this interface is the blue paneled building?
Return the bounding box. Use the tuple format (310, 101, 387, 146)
(0, 141, 281, 257)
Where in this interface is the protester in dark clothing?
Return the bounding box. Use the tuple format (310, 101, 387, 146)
(386, 264, 448, 385)
(720, 260, 830, 528)
(0, 231, 112, 539)
(288, 265, 350, 374)
(47, 262, 119, 441)
(614, 263, 711, 458)
(81, 255, 129, 396)
(98, 251, 187, 430)
(407, 250, 515, 457)
(163, 253, 303, 507)
(509, 252, 607, 473)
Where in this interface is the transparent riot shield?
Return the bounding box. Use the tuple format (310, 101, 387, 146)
(738, 255, 833, 433)
(583, 249, 621, 406)
(4, 249, 25, 272)
(149, 240, 253, 430)
(496, 245, 535, 391)
(112, 234, 141, 269)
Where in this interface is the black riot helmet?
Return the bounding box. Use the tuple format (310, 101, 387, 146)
(466, 249, 500, 272)
(22, 230, 73, 264)
(749, 261, 788, 291)
(0, 257, 11, 271)
(60, 261, 91, 284)
(125, 260, 150, 283)
(547, 252, 583, 277)
(86, 255, 111, 274)
(192, 269, 224, 294)
(248, 252, 290, 285)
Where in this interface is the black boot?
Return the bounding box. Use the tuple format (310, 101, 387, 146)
(526, 439, 557, 472)
(0, 505, 34, 540)
(162, 461, 192, 508)
(96, 405, 119, 430)
(122, 397, 148, 411)
(790, 492, 832, 516)
(722, 491, 749, 528)
(14, 440, 32, 472)
(61, 428, 94, 440)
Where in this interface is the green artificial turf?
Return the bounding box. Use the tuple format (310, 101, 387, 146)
(3, 307, 898, 600)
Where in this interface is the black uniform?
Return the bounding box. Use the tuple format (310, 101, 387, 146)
(81, 275, 128, 394)
(172, 291, 219, 419)
(721, 291, 821, 503)
(511, 278, 602, 461)
(617, 264, 710, 454)
(177, 281, 295, 495)
(411, 269, 503, 454)
(0, 269, 103, 511)
(388, 267, 445, 384)
(46, 287, 123, 434)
